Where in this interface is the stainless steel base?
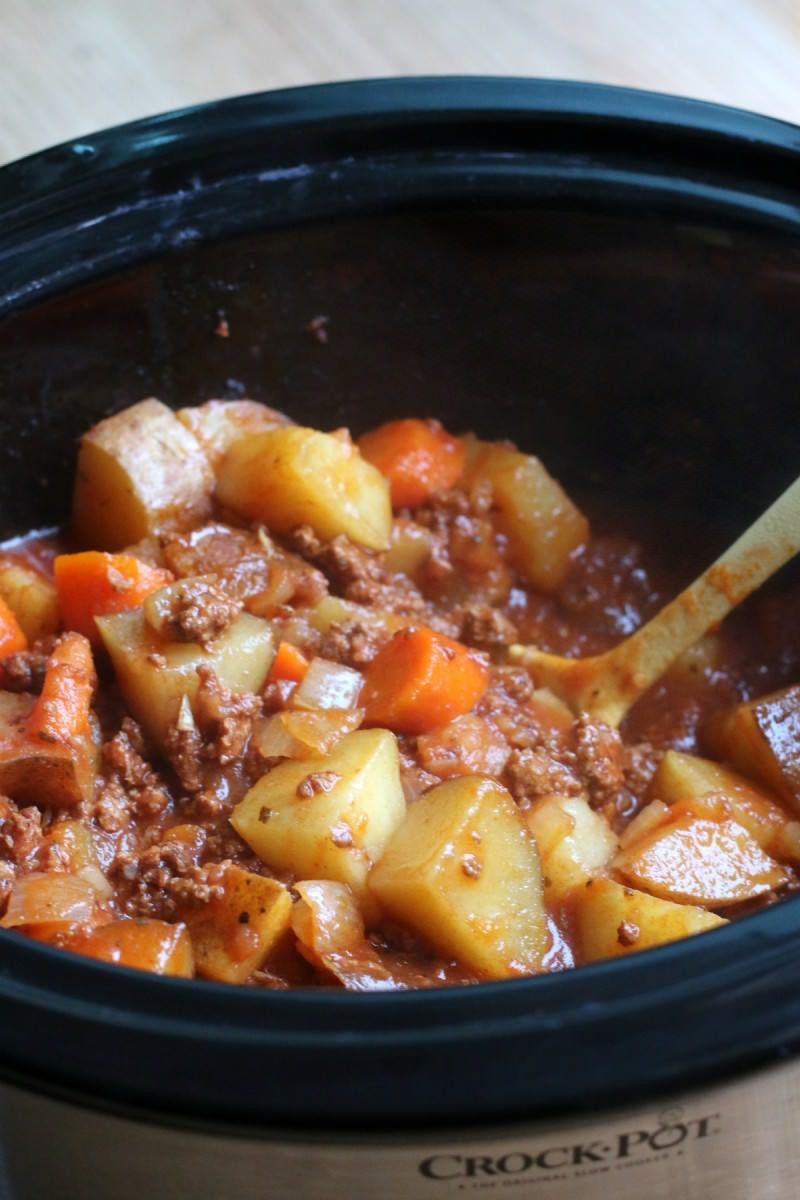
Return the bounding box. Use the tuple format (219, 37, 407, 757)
(2, 1054, 800, 1199)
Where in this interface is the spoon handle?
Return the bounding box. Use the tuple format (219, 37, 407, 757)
(595, 472, 800, 718)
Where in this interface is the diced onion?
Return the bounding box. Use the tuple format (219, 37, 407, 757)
(176, 693, 196, 733)
(293, 657, 363, 710)
(292, 880, 366, 959)
(284, 708, 364, 754)
(245, 561, 295, 617)
(253, 708, 364, 759)
(291, 881, 415, 992)
(78, 864, 114, 901)
(253, 714, 301, 759)
(1, 872, 96, 929)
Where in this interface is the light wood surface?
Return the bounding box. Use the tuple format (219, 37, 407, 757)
(2, 0, 800, 166)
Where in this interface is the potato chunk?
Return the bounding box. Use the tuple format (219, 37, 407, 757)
(650, 750, 800, 862)
(370, 776, 547, 978)
(231, 729, 405, 910)
(71, 398, 214, 550)
(0, 559, 59, 642)
(216, 426, 392, 550)
(0, 691, 98, 809)
(184, 864, 293, 984)
(709, 685, 800, 814)
(614, 811, 787, 906)
(384, 519, 434, 576)
(59, 919, 194, 976)
(526, 794, 618, 901)
(1, 871, 97, 933)
(463, 439, 588, 591)
(176, 399, 291, 471)
(575, 876, 727, 963)
(306, 596, 409, 641)
(96, 608, 273, 745)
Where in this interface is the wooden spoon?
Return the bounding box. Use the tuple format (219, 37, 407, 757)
(507, 474, 800, 728)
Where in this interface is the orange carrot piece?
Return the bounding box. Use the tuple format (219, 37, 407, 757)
(60, 919, 194, 977)
(26, 632, 97, 746)
(268, 640, 310, 685)
(54, 551, 173, 645)
(361, 626, 489, 735)
(0, 594, 27, 658)
(357, 418, 465, 508)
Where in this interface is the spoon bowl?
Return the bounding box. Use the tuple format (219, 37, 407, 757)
(509, 474, 800, 725)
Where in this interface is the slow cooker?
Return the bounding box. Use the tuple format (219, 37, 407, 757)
(1, 78, 800, 1200)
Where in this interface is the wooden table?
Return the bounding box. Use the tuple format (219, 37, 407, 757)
(2, 0, 800, 165)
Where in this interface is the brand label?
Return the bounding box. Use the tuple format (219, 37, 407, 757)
(417, 1107, 721, 1193)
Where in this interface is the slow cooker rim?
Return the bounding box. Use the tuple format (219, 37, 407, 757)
(3, 75, 800, 320)
(3, 76, 800, 1125)
(3, 73, 800, 188)
(0, 895, 796, 1031)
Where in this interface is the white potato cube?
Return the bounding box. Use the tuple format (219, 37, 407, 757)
(216, 426, 391, 550)
(96, 608, 274, 745)
(526, 794, 618, 900)
(575, 876, 727, 962)
(463, 438, 588, 591)
(231, 728, 406, 910)
(185, 864, 293, 984)
(176, 399, 291, 471)
(71, 398, 214, 550)
(370, 775, 547, 979)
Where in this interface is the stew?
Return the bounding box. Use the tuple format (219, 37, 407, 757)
(1, 396, 799, 990)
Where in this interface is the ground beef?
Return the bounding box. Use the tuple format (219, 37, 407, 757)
(414, 493, 512, 608)
(99, 718, 170, 820)
(499, 667, 534, 703)
(414, 488, 472, 531)
(1, 641, 54, 693)
(458, 602, 518, 649)
(623, 740, 662, 798)
(302, 530, 382, 595)
(194, 667, 262, 764)
(94, 778, 132, 833)
(161, 523, 264, 579)
(289, 524, 324, 560)
(291, 527, 427, 616)
(281, 559, 328, 607)
(164, 726, 205, 793)
(164, 670, 262, 800)
(573, 715, 625, 808)
(162, 522, 327, 614)
(477, 670, 557, 751)
(318, 619, 381, 667)
(121, 848, 226, 920)
(155, 576, 243, 648)
(0, 797, 44, 867)
(504, 746, 583, 809)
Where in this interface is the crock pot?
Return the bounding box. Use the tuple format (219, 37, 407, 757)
(2, 77, 800, 1200)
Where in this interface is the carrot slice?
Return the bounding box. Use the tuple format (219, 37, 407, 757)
(357, 418, 465, 508)
(54, 551, 173, 645)
(361, 626, 489, 735)
(26, 632, 96, 746)
(0, 594, 27, 658)
(267, 640, 310, 685)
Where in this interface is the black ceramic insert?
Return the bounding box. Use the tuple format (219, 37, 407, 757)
(1, 79, 800, 1131)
